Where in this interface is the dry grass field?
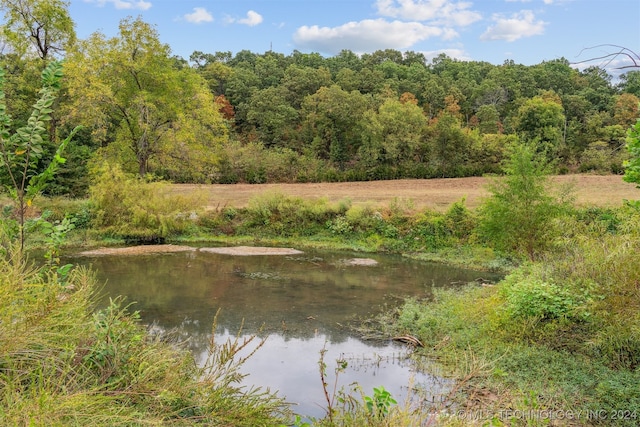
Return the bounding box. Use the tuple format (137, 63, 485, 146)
(173, 174, 639, 212)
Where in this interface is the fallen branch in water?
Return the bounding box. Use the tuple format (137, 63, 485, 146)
(392, 335, 424, 347)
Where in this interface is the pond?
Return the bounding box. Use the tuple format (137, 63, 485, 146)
(66, 246, 500, 419)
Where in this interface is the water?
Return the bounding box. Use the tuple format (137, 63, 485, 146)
(67, 246, 499, 418)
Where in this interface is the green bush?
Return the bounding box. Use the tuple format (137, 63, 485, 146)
(344, 204, 383, 232)
(242, 191, 347, 237)
(499, 270, 595, 323)
(442, 198, 476, 241)
(35, 197, 92, 228)
(327, 214, 353, 235)
(89, 162, 203, 240)
(410, 210, 452, 249)
(477, 143, 571, 260)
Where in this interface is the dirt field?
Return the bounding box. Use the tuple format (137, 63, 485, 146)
(172, 175, 639, 212)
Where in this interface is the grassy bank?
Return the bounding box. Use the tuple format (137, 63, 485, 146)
(372, 206, 640, 426)
(0, 241, 290, 426)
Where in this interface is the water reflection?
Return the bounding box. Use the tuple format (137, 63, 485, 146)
(67, 247, 499, 418)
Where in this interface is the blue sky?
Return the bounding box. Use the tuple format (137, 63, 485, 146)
(70, 0, 639, 69)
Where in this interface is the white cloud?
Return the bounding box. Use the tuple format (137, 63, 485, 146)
(226, 10, 264, 26)
(238, 10, 263, 26)
(293, 19, 455, 55)
(375, 0, 482, 26)
(184, 7, 213, 24)
(87, 0, 152, 10)
(480, 10, 546, 42)
(421, 48, 471, 62)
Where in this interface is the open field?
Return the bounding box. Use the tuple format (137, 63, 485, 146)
(173, 174, 639, 212)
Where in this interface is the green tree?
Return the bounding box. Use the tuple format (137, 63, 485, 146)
(531, 58, 578, 95)
(514, 94, 566, 158)
(300, 85, 371, 167)
(577, 66, 615, 112)
(478, 143, 569, 260)
(0, 60, 81, 253)
(0, 55, 42, 129)
(63, 17, 226, 177)
(623, 113, 640, 189)
(430, 112, 469, 177)
(224, 66, 260, 129)
(475, 104, 501, 134)
(334, 68, 359, 92)
(359, 97, 427, 165)
(618, 70, 640, 97)
(281, 64, 332, 109)
(246, 87, 298, 148)
(422, 77, 446, 118)
(325, 49, 362, 75)
(254, 52, 286, 89)
(0, 0, 76, 60)
(196, 60, 234, 96)
(613, 93, 640, 128)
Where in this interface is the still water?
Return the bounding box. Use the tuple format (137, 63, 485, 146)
(67, 246, 498, 418)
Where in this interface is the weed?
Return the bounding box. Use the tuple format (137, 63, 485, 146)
(364, 386, 398, 418)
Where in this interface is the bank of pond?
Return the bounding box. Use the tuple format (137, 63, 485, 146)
(66, 244, 502, 420)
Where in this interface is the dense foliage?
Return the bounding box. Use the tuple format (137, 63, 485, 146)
(0, 2, 638, 192)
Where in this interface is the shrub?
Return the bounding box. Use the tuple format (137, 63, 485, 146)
(478, 143, 572, 260)
(88, 162, 203, 240)
(410, 210, 451, 249)
(499, 271, 595, 323)
(344, 204, 383, 232)
(442, 198, 476, 241)
(243, 191, 346, 237)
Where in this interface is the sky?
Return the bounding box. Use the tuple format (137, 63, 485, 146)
(69, 0, 639, 69)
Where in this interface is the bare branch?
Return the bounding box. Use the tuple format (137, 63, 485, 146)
(572, 44, 640, 70)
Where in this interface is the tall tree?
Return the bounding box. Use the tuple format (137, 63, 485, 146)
(612, 93, 640, 128)
(476, 104, 501, 134)
(246, 87, 298, 148)
(0, 0, 76, 60)
(63, 17, 226, 177)
(281, 64, 332, 109)
(301, 85, 371, 166)
(359, 97, 427, 166)
(430, 111, 469, 177)
(514, 94, 566, 158)
(618, 70, 640, 97)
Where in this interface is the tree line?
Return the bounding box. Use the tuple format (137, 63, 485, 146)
(1, 1, 639, 196)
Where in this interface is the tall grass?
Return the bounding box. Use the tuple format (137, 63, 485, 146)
(381, 205, 640, 426)
(89, 162, 203, 241)
(0, 241, 289, 426)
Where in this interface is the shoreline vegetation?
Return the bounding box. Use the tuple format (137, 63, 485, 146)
(3, 164, 638, 425)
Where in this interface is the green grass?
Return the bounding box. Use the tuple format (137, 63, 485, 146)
(380, 211, 640, 426)
(0, 242, 290, 426)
